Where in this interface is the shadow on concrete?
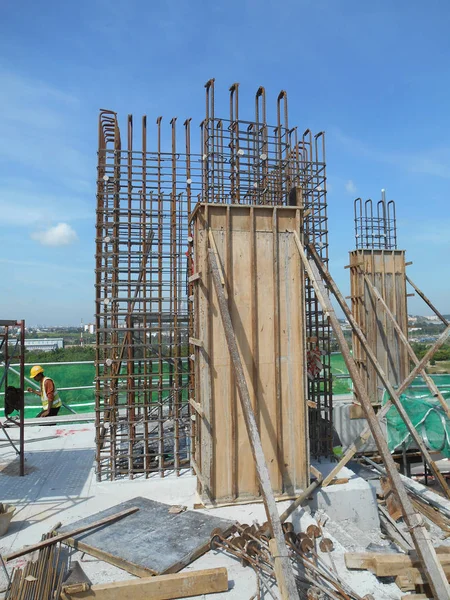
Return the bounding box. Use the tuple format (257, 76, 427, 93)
(0, 449, 94, 503)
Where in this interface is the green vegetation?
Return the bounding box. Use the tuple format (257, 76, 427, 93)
(411, 342, 450, 363)
(24, 345, 95, 364)
(428, 361, 450, 375)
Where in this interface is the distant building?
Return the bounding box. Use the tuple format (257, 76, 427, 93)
(25, 338, 64, 352)
(84, 324, 95, 334)
(424, 315, 441, 323)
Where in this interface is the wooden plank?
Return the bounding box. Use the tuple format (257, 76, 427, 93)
(5, 507, 139, 562)
(344, 553, 376, 571)
(62, 538, 156, 578)
(189, 337, 203, 348)
(380, 476, 403, 521)
(349, 404, 365, 419)
(226, 205, 237, 500)
(345, 552, 450, 577)
(208, 246, 300, 600)
(396, 565, 450, 590)
(294, 237, 450, 600)
(63, 567, 229, 600)
(376, 557, 450, 577)
(279, 479, 322, 524)
(198, 206, 213, 499)
(189, 398, 203, 417)
(272, 208, 283, 494)
(249, 206, 259, 496)
(188, 272, 201, 283)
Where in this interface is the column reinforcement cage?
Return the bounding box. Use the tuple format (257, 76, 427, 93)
(354, 191, 397, 250)
(95, 82, 333, 481)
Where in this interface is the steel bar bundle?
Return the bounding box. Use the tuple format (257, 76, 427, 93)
(95, 81, 332, 480)
(5, 533, 66, 600)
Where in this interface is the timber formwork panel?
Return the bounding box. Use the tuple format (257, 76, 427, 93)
(350, 249, 409, 403)
(192, 204, 308, 504)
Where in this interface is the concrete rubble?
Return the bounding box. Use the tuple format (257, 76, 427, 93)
(2, 422, 450, 598)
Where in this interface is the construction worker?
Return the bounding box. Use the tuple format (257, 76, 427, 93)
(26, 366, 62, 418)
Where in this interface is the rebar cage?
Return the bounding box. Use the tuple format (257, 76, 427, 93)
(354, 191, 397, 250)
(95, 80, 333, 481)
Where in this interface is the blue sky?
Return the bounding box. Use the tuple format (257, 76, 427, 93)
(1, 0, 449, 325)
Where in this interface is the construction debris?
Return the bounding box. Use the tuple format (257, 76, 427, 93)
(5, 530, 67, 600)
(345, 548, 450, 596)
(211, 519, 367, 599)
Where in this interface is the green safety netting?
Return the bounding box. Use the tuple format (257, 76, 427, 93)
(383, 375, 450, 456)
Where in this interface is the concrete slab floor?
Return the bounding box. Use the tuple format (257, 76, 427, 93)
(0, 424, 405, 598)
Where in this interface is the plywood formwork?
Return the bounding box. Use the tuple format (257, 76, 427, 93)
(191, 203, 309, 504)
(350, 249, 409, 404)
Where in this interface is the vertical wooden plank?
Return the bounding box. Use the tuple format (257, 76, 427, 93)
(232, 208, 257, 498)
(197, 206, 213, 499)
(294, 209, 309, 489)
(353, 249, 409, 402)
(226, 205, 237, 500)
(255, 218, 279, 492)
(250, 206, 259, 495)
(279, 211, 308, 493)
(272, 208, 283, 493)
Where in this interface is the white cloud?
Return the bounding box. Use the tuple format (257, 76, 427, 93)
(345, 179, 357, 194)
(31, 223, 78, 247)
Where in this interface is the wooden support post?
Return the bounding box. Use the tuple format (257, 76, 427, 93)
(293, 236, 450, 600)
(62, 567, 229, 600)
(208, 247, 300, 600)
(305, 244, 450, 499)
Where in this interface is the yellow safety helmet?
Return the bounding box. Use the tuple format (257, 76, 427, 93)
(30, 365, 44, 378)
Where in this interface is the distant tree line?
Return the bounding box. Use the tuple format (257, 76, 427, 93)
(411, 342, 450, 363)
(25, 346, 95, 364)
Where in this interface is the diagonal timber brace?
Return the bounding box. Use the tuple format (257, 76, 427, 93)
(207, 242, 300, 600)
(293, 235, 450, 600)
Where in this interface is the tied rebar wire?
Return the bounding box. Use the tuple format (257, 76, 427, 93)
(95, 82, 333, 481)
(354, 191, 397, 250)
